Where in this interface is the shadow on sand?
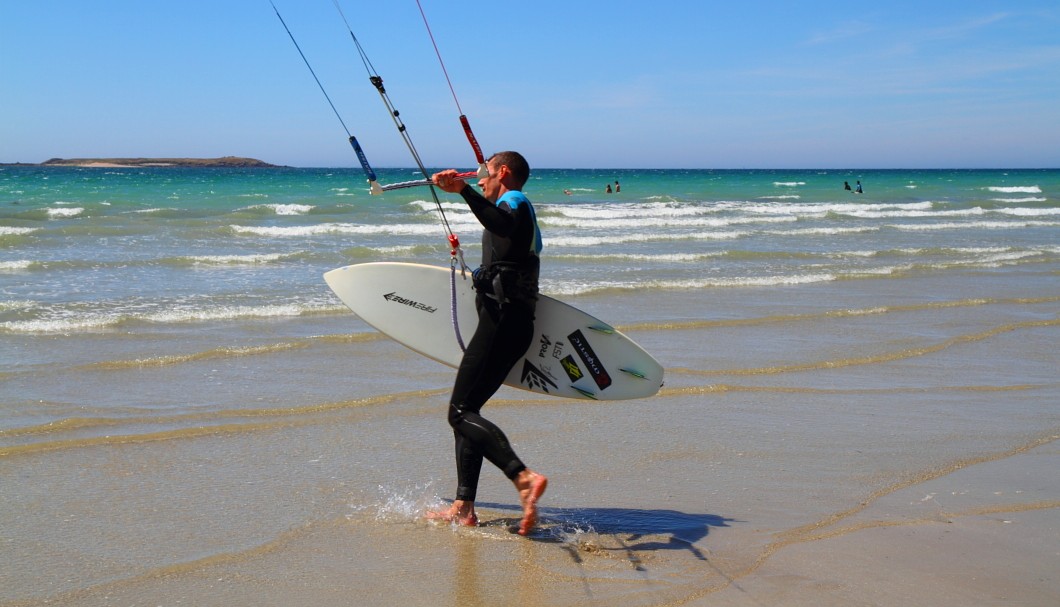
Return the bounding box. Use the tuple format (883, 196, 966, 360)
(473, 502, 735, 563)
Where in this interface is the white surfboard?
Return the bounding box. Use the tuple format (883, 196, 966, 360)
(324, 262, 663, 400)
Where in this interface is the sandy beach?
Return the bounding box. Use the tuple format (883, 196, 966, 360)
(77, 163, 159, 168)
(11, 433, 1054, 607)
(703, 441, 1059, 606)
(3, 272, 1057, 606)
(27, 157, 277, 168)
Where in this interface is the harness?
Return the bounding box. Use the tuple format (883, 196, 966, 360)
(472, 191, 541, 306)
(473, 260, 539, 305)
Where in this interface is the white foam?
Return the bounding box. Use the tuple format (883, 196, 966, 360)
(270, 204, 314, 216)
(994, 207, 1060, 217)
(229, 222, 455, 237)
(241, 203, 314, 215)
(890, 221, 1057, 231)
(360, 245, 429, 256)
(46, 207, 84, 218)
(0, 300, 35, 312)
(554, 252, 724, 262)
(184, 253, 295, 265)
(768, 227, 877, 236)
(986, 186, 1041, 194)
(546, 202, 710, 220)
(974, 251, 1041, 264)
(1, 313, 123, 333)
(773, 181, 806, 187)
(543, 215, 795, 229)
(735, 201, 934, 217)
(990, 197, 1047, 203)
(0, 260, 35, 271)
(833, 250, 879, 258)
(0, 302, 338, 334)
(145, 304, 310, 324)
(905, 246, 1011, 255)
(845, 265, 911, 276)
(543, 272, 838, 296)
(915, 251, 1041, 272)
(0, 227, 38, 235)
(838, 207, 985, 219)
(408, 200, 470, 213)
(547, 230, 748, 247)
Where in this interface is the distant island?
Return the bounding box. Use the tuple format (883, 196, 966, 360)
(3, 156, 281, 168)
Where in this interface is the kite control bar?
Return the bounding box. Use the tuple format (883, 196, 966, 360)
(379, 170, 479, 192)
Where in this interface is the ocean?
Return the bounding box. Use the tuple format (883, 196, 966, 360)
(2, 166, 1058, 605)
(3, 167, 1057, 332)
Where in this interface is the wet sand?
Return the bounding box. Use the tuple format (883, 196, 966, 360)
(2, 272, 1058, 606)
(26, 446, 1055, 607)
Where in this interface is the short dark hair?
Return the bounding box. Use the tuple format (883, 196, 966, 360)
(490, 151, 530, 189)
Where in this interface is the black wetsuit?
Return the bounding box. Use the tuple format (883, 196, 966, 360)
(449, 185, 541, 502)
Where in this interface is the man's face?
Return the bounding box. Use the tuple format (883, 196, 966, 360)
(477, 160, 504, 202)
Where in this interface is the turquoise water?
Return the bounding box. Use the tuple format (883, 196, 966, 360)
(2, 166, 1057, 333)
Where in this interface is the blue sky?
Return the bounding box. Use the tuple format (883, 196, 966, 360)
(2, 1, 1059, 168)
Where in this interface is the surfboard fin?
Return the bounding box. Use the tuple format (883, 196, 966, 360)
(587, 324, 614, 335)
(571, 386, 598, 399)
(619, 368, 648, 380)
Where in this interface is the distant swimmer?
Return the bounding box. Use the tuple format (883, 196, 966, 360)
(563, 189, 572, 195)
(615, 180, 621, 193)
(855, 180, 863, 194)
(605, 183, 613, 194)
(844, 181, 852, 191)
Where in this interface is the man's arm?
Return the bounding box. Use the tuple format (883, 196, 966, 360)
(460, 185, 517, 235)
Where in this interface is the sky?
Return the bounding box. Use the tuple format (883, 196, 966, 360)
(2, 1, 1059, 169)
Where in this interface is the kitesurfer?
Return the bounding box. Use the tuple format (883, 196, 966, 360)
(429, 151, 548, 535)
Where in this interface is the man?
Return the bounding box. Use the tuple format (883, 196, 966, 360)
(429, 151, 548, 536)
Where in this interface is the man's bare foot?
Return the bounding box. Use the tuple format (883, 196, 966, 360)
(514, 470, 548, 536)
(426, 501, 478, 527)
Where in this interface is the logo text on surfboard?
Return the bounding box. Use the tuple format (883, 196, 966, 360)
(568, 330, 612, 390)
(383, 292, 438, 313)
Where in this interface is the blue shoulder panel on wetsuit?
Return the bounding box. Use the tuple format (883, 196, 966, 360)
(497, 190, 543, 255)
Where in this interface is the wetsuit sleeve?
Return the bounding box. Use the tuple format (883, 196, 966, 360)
(459, 184, 518, 236)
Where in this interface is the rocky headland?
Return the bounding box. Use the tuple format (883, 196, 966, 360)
(5, 156, 280, 168)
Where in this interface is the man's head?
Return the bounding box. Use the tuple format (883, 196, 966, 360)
(478, 151, 530, 201)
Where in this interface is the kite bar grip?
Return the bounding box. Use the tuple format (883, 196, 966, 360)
(459, 115, 486, 166)
(378, 170, 478, 192)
